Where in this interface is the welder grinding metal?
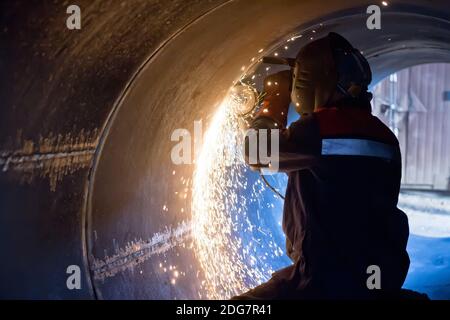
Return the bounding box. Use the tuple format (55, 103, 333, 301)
(236, 32, 425, 299)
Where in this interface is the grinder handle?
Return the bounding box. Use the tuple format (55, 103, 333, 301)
(262, 56, 296, 67)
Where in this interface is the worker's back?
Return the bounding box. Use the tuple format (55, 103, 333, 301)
(282, 106, 410, 298)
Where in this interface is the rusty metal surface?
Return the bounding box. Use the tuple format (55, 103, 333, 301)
(0, 0, 449, 299)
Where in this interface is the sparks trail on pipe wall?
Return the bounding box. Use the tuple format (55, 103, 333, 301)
(0, 129, 98, 191)
(91, 221, 192, 281)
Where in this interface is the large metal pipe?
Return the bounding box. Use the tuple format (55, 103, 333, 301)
(1, 0, 449, 299)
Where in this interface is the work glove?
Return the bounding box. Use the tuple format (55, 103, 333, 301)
(254, 70, 292, 128)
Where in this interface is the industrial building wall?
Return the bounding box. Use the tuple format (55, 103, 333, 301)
(373, 63, 450, 191)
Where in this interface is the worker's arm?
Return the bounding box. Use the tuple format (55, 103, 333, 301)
(244, 70, 321, 173)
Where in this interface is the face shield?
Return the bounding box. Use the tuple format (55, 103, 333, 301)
(291, 35, 337, 114)
(291, 32, 372, 114)
(291, 60, 317, 114)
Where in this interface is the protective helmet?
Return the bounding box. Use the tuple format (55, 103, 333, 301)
(291, 32, 372, 114)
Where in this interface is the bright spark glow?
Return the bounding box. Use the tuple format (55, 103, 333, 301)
(192, 91, 284, 299)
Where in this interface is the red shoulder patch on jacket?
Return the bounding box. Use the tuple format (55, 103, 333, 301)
(314, 107, 398, 146)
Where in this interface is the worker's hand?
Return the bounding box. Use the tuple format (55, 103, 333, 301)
(254, 70, 292, 128)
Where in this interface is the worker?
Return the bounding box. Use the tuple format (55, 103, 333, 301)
(236, 32, 413, 299)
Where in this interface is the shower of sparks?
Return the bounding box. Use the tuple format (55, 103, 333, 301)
(191, 90, 285, 299)
(190, 29, 319, 299)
